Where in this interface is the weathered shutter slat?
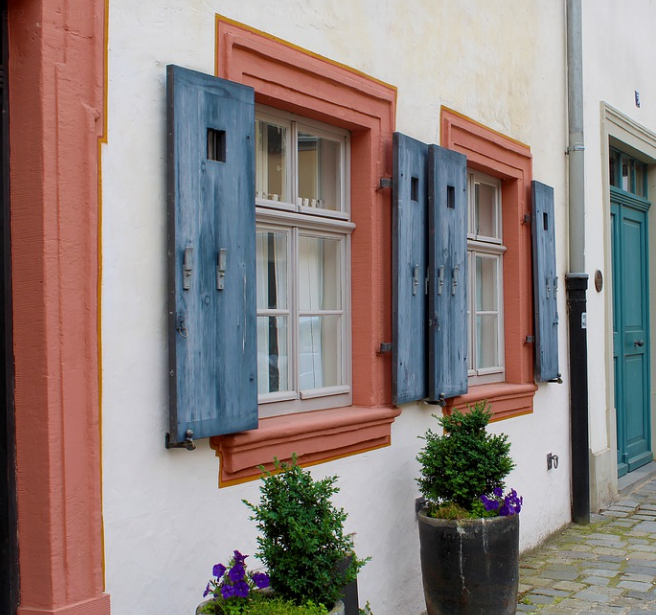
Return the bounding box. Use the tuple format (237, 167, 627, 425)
(532, 180, 560, 382)
(167, 65, 258, 443)
(392, 132, 429, 404)
(428, 145, 468, 402)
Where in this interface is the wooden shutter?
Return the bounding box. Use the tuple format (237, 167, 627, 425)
(392, 133, 429, 404)
(167, 65, 258, 444)
(428, 145, 468, 402)
(531, 180, 560, 382)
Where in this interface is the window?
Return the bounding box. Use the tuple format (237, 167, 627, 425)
(467, 171, 505, 384)
(609, 148, 648, 197)
(255, 108, 352, 417)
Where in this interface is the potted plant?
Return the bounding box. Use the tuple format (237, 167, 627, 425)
(196, 549, 336, 614)
(243, 456, 367, 614)
(416, 401, 522, 615)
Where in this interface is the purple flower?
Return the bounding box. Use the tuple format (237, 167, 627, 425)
(212, 563, 226, 578)
(233, 550, 248, 564)
(220, 584, 235, 599)
(480, 494, 500, 511)
(251, 572, 270, 589)
(493, 487, 503, 498)
(228, 564, 246, 582)
(233, 580, 250, 598)
(203, 583, 212, 598)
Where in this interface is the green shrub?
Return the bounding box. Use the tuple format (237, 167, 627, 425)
(416, 401, 514, 515)
(244, 456, 367, 608)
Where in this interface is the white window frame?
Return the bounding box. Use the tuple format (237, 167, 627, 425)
(467, 170, 505, 384)
(255, 106, 352, 417)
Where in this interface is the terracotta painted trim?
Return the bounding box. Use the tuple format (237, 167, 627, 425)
(10, 1, 110, 613)
(212, 18, 397, 484)
(215, 405, 402, 486)
(441, 107, 535, 420)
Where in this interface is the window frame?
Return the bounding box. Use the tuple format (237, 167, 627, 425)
(255, 106, 352, 417)
(211, 17, 399, 486)
(467, 170, 506, 384)
(441, 107, 537, 421)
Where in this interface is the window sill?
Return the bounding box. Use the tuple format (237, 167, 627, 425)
(445, 382, 537, 421)
(211, 405, 401, 486)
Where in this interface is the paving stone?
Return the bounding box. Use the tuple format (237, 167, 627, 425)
(618, 580, 654, 591)
(542, 568, 582, 581)
(583, 575, 613, 586)
(553, 581, 586, 592)
(583, 568, 621, 578)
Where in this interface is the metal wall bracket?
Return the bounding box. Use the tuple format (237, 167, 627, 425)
(165, 430, 196, 451)
(378, 177, 392, 190)
(378, 342, 392, 354)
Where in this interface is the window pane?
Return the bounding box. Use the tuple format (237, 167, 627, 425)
(297, 132, 341, 211)
(609, 152, 617, 187)
(635, 162, 646, 197)
(257, 316, 290, 394)
(256, 120, 287, 202)
(299, 315, 342, 389)
(475, 182, 498, 238)
(476, 255, 499, 312)
(256, 231, 288, 310)
(621, 157, 632, 192)
(298, 235, 341, 311)
(476, 314, 499, 370)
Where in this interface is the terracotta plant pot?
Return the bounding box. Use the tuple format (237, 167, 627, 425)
(417, 509, 519, 615)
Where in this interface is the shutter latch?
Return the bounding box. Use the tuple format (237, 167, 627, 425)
(165, 430, 196, 451)
(412, 264, 420, 296)
(217, 248, 227, 290)
(182, 246, 193, 290)
(175, 310, 188, 338)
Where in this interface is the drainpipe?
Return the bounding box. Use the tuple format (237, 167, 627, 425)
(566, 0, 590, 525)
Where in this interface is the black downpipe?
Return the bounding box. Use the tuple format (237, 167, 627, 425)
(567, 273, 590, 524)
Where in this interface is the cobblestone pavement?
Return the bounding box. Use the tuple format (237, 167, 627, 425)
(517, 478, 656, 614)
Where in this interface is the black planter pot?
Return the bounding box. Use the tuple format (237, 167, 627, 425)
(417, 509, 519, 615)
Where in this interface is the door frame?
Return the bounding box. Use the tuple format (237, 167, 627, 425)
(0, 0, 18, 611)
(596, 103, 656, 511)
(611, 187, 652, 477)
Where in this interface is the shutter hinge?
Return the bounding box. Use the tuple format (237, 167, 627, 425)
(525, 335, 535, 344)
(522, 214, 532, 225)
(547, 373, 563, 384)
(165, 430, 196, 451)
(425, 393, 447, 407)
(175, 310, 189, 338)
(378, 177, 392, 191)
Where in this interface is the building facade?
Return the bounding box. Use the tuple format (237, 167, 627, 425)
(3, 1, 656, 614)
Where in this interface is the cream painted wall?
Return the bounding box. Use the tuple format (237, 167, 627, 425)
(102, 2, 572, 614)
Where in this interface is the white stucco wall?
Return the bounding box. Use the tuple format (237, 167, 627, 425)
(580, 0, 656, 507)
(102, 2, 574, 614)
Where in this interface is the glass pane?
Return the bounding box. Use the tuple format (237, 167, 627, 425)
(298, 315, 342, 389)
(475, 255, 499, 312)
(635, 162, 646, 197)
(297, 132, 341, 211)
(621, 156, 632, 192)
(256, 230, 288, 310)
(475, 182, 498, 238)
(298, 236, 341, 311)
(476, 314, 499, 370)
(609, 152, 616, 187)
(255, 120, 287, 202)
(257, 316, 290, 394)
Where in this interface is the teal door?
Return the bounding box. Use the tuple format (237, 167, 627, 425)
(611, 188, 652, 477)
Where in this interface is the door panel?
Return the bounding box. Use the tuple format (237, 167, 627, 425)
(612, 193, 652, 477)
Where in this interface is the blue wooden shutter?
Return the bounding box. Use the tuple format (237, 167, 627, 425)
(392, 133, 429, 404)
(167, 65, 257, 444)
(428, 145, 468, 402)
(531, 180, 559, 382)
